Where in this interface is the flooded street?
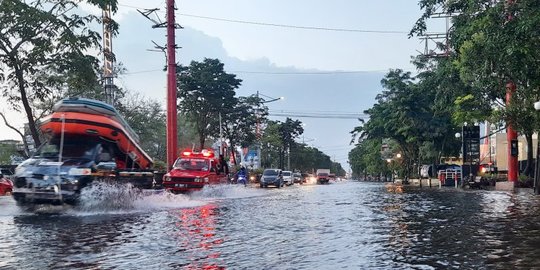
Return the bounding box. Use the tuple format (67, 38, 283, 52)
(2, 181, 540, 269)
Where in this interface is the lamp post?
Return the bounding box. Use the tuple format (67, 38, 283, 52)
(255, 91, 283, 170)
(455, 130, 464, 188)
(533, 101, 540, 194)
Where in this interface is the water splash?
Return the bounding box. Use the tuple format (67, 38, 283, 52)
(75, 182, 206, 215)
(190, 184, 267, 200)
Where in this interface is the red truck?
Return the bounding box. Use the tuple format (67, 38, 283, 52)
(316, 169, 331, 184)
(162, 149, 228, 193)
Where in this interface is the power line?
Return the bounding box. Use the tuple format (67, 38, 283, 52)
(269, 113, 364, 119)
(120, 68, 386, 76)
(231, 70, 386, 75)
(269, 110, 367, 119)
(270, 109, 365, 114)
(177, 13, 408, 34)
(117, 3, 408, 34)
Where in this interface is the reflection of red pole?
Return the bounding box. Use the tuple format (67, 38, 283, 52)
(166, 0, 178, 169)
(507, 82, 518, 182)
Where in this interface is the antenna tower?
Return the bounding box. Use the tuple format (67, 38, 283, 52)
(102, 5, 116, 104)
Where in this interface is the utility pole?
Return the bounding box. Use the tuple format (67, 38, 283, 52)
(287, 146, 290, 171)
(256, 91, 262, 170)
(165, 0, 178, 170)
(138, 1, 182, 169)
(506, 0, 518, 183)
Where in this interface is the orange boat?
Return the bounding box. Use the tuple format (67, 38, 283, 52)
(13, 98, 155, 206)
(40, 111, 153, 169)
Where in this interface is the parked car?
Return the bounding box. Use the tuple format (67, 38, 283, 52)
(260, 169, 283, 188)
(0, 167, 14, 180)
(0, 173, 13, 196)
(282, 171, 293, 185)
(293, 172, 302, 184)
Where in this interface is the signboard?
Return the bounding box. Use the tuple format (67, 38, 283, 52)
(243, 149, 259, 169)
(462, 126, 480, 164)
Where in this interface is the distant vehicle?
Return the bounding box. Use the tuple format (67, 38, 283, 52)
(260, 169, 283, 188)
(293, 172, 302, 184)
(282, 171, 293, 185)
(328, 173, 336, 181)
(0, 173, 13, 196)
(316, 169, 330, 184)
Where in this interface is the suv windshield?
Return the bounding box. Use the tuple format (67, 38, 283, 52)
(283, 171, 292, 176)
(173, 158, 210, 171)
(35, 138, 96, 161)
(263, 169, 278, 176)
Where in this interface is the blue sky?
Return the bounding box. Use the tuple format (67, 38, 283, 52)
(1, 0, 444, 170)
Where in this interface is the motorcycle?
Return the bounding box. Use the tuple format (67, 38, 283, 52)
(236, 174, 247, 187)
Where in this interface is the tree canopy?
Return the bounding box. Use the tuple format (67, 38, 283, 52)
(0, 0, 118, 147)
(177, 58, 242, 149)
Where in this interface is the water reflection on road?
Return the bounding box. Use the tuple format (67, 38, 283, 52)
(2, 182, 540, 269)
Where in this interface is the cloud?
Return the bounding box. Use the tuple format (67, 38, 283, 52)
(113, 12, 385, 170)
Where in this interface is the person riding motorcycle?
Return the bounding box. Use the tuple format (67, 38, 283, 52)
(236, 165, 248, 186)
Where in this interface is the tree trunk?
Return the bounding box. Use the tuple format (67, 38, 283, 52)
(15, 65, 41, 147)
(524, 132, 534, 177)
(0, 112, 29, 157)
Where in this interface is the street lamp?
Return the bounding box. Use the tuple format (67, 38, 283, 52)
(456, 124, 474, 188)
(534, 101, 540, 194)
(255, 91, 284, 170)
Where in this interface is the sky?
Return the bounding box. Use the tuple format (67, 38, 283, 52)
(0, 0, 446, 170)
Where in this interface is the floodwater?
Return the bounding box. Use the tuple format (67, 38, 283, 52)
(2, 181, 540, 269)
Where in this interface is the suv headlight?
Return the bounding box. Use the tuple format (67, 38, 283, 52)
(163, 175, 171, 182)
(194, 177, 201, 182)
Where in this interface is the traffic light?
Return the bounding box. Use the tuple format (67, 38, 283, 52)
(511, 139, 518, 157)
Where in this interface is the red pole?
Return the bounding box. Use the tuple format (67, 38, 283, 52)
(505, 0, 517, 183)
(506, 82, 518, 182)
(166, 0, 178, 169)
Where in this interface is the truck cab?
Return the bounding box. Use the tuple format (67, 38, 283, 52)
(163, 149, 227, 193)
(316, 169, 331, 184)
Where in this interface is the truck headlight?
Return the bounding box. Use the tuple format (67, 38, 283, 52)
(204, 177, 209, 183)
(194, 177, 201, 182)
(163, 175, 171, 182)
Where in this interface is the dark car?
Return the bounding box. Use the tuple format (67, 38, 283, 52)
(260, 169, 283, 188)
(0, 173, 13, 196)
(293, 172, 302, 183)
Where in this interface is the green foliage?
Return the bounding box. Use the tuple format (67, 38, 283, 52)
(0, 0, 118, 146)
(260, 119, 304, 170)
(348, 139, 390, 178)
(177, 58, 242, 149)
(116, 93, 167, 162)
(411, 0, 540, 177)
(222, 95, 268, 164)
(0, 143, 19, 165)
(289, 144, 330, 173)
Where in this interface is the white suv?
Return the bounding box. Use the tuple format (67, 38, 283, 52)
(282, 171, 293, 186)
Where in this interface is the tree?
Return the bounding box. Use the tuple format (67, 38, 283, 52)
(221, 95, 268, 165)
(351, 68, 463, 179)
(0, 0, 119, 147)
(260, 121, 283, 169)
(117, 93, 167, 162)
(412, 0, 540, 177)
(348, 139, 390, 179)
(278, 118, 304, 169)
(177, 58, 241, 149)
